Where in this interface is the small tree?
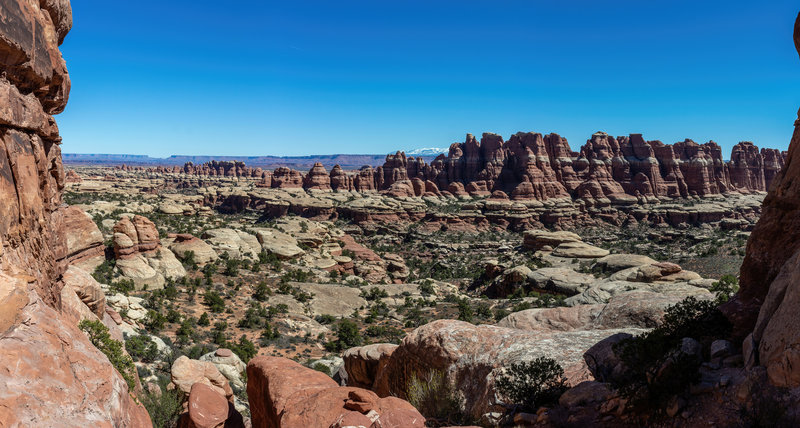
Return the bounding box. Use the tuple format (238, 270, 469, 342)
(203, 290, 225, 313)
(495, 356, 568, 412)
(79, 320, 137, 390)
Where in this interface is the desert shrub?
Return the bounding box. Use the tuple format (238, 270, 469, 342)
(238, 302, 269, 329)
(260, 324, 280, 345)
(92, 259, 116, 285)
(495, 356, 568, 412)
(229, 335, 258, 362)
(175, 319, 197, 346)
(267, 303, 289, 319)
(364, 301, 390, 323)
(253, 281, 272, 301)
(79, 320, 137, 390)
(361, 287, 389, 301)
(406, 370, 471, 426)
(418, 280, 435, 296)
(211, 321, 229, 345)
(198, 312, 210, 326)
(110, 279, 136, 295)
(494, 308, 510, 321)
(292, 288, 314, 303)
(365, 325, 404, 343)
(456, 298, 474, 323)
(312, 362, 331, 376)
(315, 314, 337, 324)
(325, 319, 362, 352)
(165, 308, 182, 323)
(182, 250, 197, 270)
(125, 334, 160, 363)
(280, 269, 312, 283)
(142, 380, 183, 428)
(224, 257, 241, 276)
(612, 296, 731, 414)
(203, 290, 225, 313)
(711, 274, 739, 303)
(144, 310, 166, 333)
(475, 301, 492, 319)
(258, 250, 282, 270)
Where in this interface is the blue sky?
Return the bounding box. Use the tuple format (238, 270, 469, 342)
(58, 1, 800, 157)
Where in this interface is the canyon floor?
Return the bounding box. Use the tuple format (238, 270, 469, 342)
(60, 166, 768, 426)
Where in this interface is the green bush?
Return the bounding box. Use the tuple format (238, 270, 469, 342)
(198, 312, 210, 326)
(182, 250, 197, 270)
(711, 274, 739, 303)
(203, 290, 225, 313)
(229, 335, 258, 362)
(495, 356, 568, 412)
(312, 362, 332, 376)
(456, 298, 474, 323)
(612, 296, 732, 414)
(315, 314, 336, 325)
(142, 381, 183, 428)
(361, 287, 389, 301)
(125, 334, 160, 363)
(260, 324, 280, 345)
(92, 259, 116, 285)
(144, 310, 166, 333)
(325, 319, 362, 352)
(79, 320, 137, 391)
(253, 281, 271, 301)
(418, 280, 435, 296)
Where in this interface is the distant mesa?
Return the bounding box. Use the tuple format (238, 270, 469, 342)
(111, 131, 785, 202)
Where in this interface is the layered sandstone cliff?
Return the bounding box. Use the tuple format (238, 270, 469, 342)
(0, 1, 151, 425)
(139, 134, 785, 202)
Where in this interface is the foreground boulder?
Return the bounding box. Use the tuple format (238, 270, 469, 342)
(342, 343, 398, 389)
(0, 274, 151, 426)
(247, 356, 425, 428)
(373, 319, 640, 420)
(180, 383, 244, 428)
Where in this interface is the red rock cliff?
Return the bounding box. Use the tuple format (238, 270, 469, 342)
(0, 1, 151, 425)
(725, 12, 800, 384)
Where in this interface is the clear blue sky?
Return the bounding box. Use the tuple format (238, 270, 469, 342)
(58, 1, 800, 157)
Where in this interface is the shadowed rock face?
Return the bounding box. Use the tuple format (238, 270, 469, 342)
(722, 12, 800, 391)
(0, 1, 151, 425)
(727, 11, 800, 340)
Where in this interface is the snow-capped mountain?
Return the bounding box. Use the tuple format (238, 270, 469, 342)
(405, 147, 449, 156)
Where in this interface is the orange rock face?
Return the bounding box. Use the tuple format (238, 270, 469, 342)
(0, 1, 151, 425)
(246, 356, 425, 428)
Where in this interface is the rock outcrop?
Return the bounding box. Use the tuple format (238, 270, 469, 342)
(112, 215, 186, 289)
(371, 319, 640, 420)
(725, 10, 800, 387)
(142, 134, 784, 205)
(0, 2, 151, 424)
(247, 356, 425, 428)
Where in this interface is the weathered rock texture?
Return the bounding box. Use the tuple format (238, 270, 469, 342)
(0, 1, 151, 425)
(247, 356, 425, 428)
(372, 319, 641, 420)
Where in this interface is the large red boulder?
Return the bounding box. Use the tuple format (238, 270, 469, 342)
(247, 356, 425, 428)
